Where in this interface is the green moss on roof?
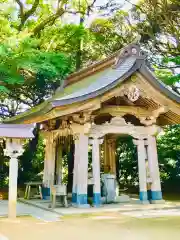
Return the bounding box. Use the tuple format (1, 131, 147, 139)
(52, 67, 111, 100)
(4, 100, 49, 123)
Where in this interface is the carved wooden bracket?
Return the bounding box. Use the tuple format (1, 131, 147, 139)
(139, 106, 168, 126)
(103, 116, 132, 127)
(72, 112, 94, 125)
(107, 138, 116, 148)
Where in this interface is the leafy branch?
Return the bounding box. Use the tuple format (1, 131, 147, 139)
(15, 0, 40, 31)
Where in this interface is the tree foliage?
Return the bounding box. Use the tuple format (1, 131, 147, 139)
(116, 136, 138, 190)
(0, 38, 72, 117)
(157, 125, 180, 192)
(132, 0, 180, 58)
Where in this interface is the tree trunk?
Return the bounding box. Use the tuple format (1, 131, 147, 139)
(76, 16, 84, 70)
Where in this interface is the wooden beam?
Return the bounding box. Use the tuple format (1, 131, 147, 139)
(94, 105, 150, 118)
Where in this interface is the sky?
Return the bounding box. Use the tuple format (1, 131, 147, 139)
(1, 0, 139, 26)
(62, 0, 139, 26)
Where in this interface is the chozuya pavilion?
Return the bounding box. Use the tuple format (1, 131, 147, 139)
(6, 43, 180, 207)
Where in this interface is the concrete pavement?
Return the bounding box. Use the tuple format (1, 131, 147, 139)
(0, 201, 61, 222)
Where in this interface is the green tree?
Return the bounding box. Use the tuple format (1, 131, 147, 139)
(18, 135, 45, 185)
(116, 136, 138, 191)
(0, 39, 72, 117)
(157, 125, 180, 192)
(131, 0, 180, 61)
(155, 56, 180, 94)
(90, 10, 136, 57)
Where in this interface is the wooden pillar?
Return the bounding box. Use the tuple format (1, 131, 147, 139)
(133, 138, 148, 203)
(73, 133, 89, 206)
(43, 140, 49, 186)
(102, 135, 116, 203)
(147, 136, 164, 203)
(56, 143, 63, 184)
(72, 137, 79, 203)
(76, 134, 89, 206)
(103, 135, 110, 173)
(44, 133, 55, 187)
(91, 138, 102, 206)
(107, 138, 116, 175)
(103, 136, 108, 169)
(42, 132, 56, 199)
(103, 135, 116, 175)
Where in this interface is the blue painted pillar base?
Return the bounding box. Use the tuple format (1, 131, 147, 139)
(151, 191, 162, 200)
(139, 191, 148, 201)
(42, 187, 50, 200)
(72, 192, 77, 203)
(139, 191, 149, 204)
(93, 193, 101, 207)
(150, 191, 165, 204)
(72, 194, 90, 208)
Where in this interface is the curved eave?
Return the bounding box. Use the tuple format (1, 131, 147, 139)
(4, 102, 53, 124)
(139, 64, 180, 103)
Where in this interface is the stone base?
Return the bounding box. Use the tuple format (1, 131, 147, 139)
(72, 203, 90, 208)
(93, 204, 102, 208)
(101, 197, 106, 204)
(140, 200, 150, 204)
(101, 174, 116, 203)
(115, 194, 130, 203)
(150, 199, 165, 204)
(101, 197, 116, 204)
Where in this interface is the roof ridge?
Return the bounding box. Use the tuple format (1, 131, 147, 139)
(65, 43, 146, 86)
(66, 50, 120, 79)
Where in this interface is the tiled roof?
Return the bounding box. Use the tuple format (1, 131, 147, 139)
(52, 56, 137, 106)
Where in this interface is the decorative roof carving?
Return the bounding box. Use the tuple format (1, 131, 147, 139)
(139, 106, 169, 126)
(103, 116, 132, 127)
(72, 112, 93, 125)
(123, 85, 140, 102)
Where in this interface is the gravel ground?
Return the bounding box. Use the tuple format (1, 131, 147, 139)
(1, 212, 180, 240)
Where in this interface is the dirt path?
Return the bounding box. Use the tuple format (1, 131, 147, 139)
(1, 212, 180, 240)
